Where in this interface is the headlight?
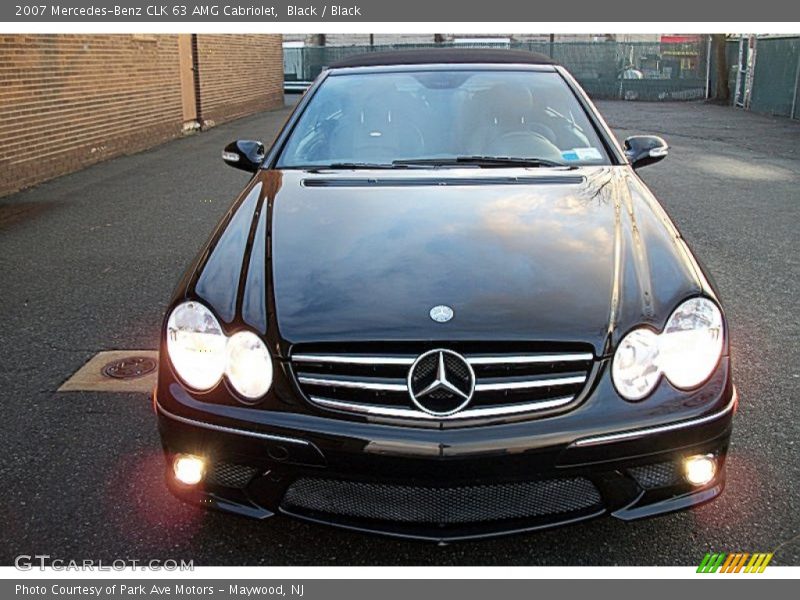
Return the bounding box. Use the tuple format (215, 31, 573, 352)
(612, 328, 660, 400)
(659, 297, 724, 389)
(225, 331, 273, 400)
(166, 301, 226, 390)
(612, 297, 724, 400)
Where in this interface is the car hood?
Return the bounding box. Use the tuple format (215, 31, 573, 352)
(194, 167, 708, 356)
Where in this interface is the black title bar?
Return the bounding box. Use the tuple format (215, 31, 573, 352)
(2, 0, 799, 22)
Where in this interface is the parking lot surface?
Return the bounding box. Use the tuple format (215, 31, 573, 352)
(1, 98, 798, 565)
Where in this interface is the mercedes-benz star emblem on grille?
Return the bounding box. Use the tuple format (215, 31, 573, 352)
(429, 305, 454, 323)
(407, 349, 476, 416)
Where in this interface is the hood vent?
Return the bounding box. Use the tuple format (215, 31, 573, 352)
(302, 176, 585, 188)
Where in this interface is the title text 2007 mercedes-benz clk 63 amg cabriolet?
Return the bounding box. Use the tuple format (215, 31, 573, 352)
(155, 49, 735, 541)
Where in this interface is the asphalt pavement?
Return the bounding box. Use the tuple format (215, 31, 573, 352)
(1, 97, 798, 566)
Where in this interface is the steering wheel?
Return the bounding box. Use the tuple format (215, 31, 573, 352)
(487, 131, 564, 163)
(528, 123, 558, 144)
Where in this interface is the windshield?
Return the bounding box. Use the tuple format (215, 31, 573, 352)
(277, 69, 611, 168)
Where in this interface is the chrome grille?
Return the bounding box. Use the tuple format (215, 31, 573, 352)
(291, 343, 594, 423)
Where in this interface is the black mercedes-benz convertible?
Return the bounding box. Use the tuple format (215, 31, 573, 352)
(155, 49, 735, 541)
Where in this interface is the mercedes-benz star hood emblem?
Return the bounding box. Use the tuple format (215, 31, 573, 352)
(429, 305, 454, 323)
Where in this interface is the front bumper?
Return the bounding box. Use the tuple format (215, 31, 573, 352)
(155, 360, 736, 542)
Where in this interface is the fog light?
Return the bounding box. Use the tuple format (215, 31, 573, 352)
(173, 454, 206, 486)
(683, 454, 716, 486)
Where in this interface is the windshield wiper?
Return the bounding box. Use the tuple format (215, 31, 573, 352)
(459, 155, 569, 168)
(309, 162, 394, 170)
(307, 162, 425, 171)
(393, 156, 570, 168)
(306, 157, 570, 171)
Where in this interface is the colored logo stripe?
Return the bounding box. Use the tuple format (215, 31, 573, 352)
(697, 553, 726, 573)
(697, 552, 773, 573)
(744, 553, 773, 573)
(721, 553, 749, 573)
(720, 554, 736, 572)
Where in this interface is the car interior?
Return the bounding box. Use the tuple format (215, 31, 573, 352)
(279, 71, 607, 166)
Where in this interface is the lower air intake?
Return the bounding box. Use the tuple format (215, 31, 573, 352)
(282, 477, 602, 524)
(628, 462, 682, 489)
(206, 462, 259, 489)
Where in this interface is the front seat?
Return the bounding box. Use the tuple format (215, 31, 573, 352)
(462, 83, 562, 161)
(330, 86, 426, 162)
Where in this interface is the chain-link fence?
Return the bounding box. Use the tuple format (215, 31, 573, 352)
(748, 37, 800, 119)
(284, 41, 711, 101)
(709, 36, 800, 119)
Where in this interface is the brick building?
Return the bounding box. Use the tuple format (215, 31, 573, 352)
(0, 34, 283, 198)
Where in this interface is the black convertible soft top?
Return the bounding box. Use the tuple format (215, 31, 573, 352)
(328, 48, 557, 69)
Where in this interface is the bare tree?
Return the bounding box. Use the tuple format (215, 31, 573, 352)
(711, 34, 730, 102)
(308, 34, 326, 46)
(434, 34, 446, 45)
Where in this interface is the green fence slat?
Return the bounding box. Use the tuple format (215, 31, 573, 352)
(749, 37, 800, 118)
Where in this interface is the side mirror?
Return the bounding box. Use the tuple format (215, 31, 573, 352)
(624, 135, 669, 169)
(222, 140, 265, 172)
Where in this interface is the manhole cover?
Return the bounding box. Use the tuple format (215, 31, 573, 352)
(101, 356, 157, 380)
